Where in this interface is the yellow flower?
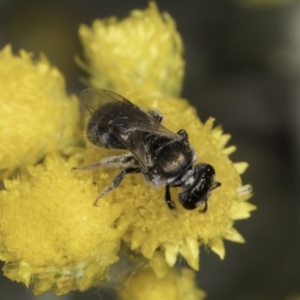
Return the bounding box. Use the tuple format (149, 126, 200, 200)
(0, 45, 80, 180)
(82, 93, 254, 276)
(0, 153, 123, 295)
(117, 267, 206, 300)
(77, 1, 184, 98)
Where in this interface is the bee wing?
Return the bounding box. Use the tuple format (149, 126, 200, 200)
(80, 88, 179, 167)
(80, 88, 126, 115)
(117, 130, 151, 167)
(80, 88, 177, 137)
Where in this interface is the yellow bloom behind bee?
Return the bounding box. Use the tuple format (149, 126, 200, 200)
(0, 45, 80, 180)
(117, 267, 206, 300)
(77, 1, 184, 98)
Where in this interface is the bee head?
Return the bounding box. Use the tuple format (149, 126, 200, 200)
(179, 163, 221, 211)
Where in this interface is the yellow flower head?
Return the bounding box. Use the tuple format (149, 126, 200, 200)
(0, 45, 80, 180)
(0, 154, 123, 295)
(77, 1, 184, 98)
(81, 93, 254, 276)
(117, 267, 206, 300)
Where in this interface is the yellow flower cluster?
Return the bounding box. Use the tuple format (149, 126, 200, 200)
(0, 2, 255, 297)
(77, 1, 184, 98)
(0, 45, 80, 180)
(0, 154, 122, 295)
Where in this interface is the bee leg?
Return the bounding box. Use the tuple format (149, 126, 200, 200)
(148, 109, 163, 123)
(164, 185, 176, 210)
(74, 154, 138, 171)
(97, 154, 138, 168)
(94, 167, 141, 206)
(177, 129, 188, 140)
(202, 201, 208, 213)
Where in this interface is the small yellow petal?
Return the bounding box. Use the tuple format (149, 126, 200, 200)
(164, 243, 179, 267)
(217, 133, 232, 149)
(233, 162, 249, 175)
(3, 261, 32, 287)
(209, 238, 225, 259)
(231, 201, 257, 220)
(150, 251, 170, 279)
(131, 228, 147, 250)
(179, 239, 200, 271)
(223, 228, 245, 243)
(141, 237, 159, 260)
(222, 145, 237, 155)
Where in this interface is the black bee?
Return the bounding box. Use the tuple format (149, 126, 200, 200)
(78, 89, 221, 211)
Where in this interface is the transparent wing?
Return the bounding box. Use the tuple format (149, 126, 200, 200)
(80, 88, 127, 115)
(80, 88, 177, 136)
(80, 88, 179, 166)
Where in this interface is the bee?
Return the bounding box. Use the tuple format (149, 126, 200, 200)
(78, 89, 221, 211)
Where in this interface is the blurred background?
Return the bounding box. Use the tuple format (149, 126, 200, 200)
(0, 0, 299, 299)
